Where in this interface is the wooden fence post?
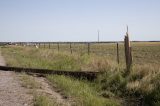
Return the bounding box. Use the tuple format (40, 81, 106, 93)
(57, 43, 59, 52)
(117, 43, 119, 64)
(53, 42, 55, 50)
(88, 43, 90, 55)
(49, 42, 50, 49)
(39, 43, 40, 48)
(44, 43, 45, 48)
(70, 43, 72, 54)
(124, 26, 132, 73)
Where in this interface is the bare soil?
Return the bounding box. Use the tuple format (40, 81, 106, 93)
(0, 50, 71, 106)
(32, 74, 71, 106)
(0, 51, 33, 106)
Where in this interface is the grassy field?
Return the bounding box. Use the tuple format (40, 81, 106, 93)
(1, 42, 160, 106)
(27, 42, 160, 66)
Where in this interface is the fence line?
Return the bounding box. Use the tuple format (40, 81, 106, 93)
(6, 42, 124, 64)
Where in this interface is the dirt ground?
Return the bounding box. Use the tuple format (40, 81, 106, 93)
(31, 74, 71, 106)
(0, 51, 33, 106)
(0, 51, 70, 106)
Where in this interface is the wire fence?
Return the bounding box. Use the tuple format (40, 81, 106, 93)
(21, 42, 124, 64)
(3, 41, 160, 66)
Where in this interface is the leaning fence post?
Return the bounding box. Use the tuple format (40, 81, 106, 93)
(117, 43, 120, 64)
(124, 26, 132, 73)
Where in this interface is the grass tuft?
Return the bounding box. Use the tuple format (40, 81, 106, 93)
(47, 75, 120, 106)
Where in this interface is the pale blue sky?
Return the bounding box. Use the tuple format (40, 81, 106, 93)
(0, 0, 160, 42)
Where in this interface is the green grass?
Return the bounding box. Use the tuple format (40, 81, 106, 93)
(1, 45, 118, 71)
(34, 95, 56, 106)
(1, 46, 119, 105)
(1, 42, 160, 106)
(18, 73, 58, 106)
(30, 42, 160, 66)
(47, 75, 119, 106)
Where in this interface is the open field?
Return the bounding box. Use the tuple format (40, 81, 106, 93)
(1, 42, 160, 106)
(3, 42, 160, 66)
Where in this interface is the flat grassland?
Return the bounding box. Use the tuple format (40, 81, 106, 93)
(1, 42, 160, 106)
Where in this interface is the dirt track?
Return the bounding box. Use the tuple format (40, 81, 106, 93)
(0, 51, 33, 106)
(0, 50, 71, 106)
(32, 75, 71, 106)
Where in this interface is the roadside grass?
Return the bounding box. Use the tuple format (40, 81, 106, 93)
(96, 64, 160, 105)
(47, 75, 120, 106)
(1, 46, 120, 105)
(1, 45, 118, 71)
(18, 73, 57, 106)
(19, 72, 40, 89)
(34, 95, 56, 106)
(1, 43, 160, 106)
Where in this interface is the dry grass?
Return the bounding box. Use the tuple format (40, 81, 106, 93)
(18, 73, 59, 106)
(1, 42, 160, 106)
(19, 72, 40, 89)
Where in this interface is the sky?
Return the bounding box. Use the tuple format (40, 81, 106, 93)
(0, 0, 160, 42)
